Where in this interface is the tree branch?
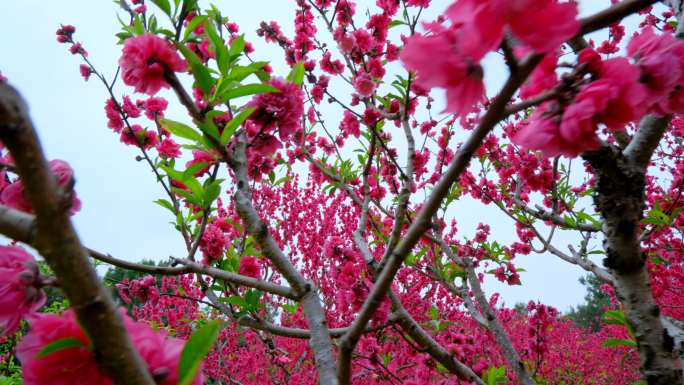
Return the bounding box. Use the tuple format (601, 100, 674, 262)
(228, 132, 339, 385)
(0, 83, 155, 385)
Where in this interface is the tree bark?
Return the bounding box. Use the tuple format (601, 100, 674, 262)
(0, 83, 155, 385)
(584, 116, 683, 384)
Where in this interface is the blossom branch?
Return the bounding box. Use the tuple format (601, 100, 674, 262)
(228, 132, 339, 385)
(434, 231, 535, 385)
(336, 53, 545, 385)
(0, 83, 155, 385)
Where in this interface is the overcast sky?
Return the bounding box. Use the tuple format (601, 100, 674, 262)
(1, 0, 633, 311)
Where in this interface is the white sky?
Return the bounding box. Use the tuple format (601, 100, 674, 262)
(0, 0, 633, 311)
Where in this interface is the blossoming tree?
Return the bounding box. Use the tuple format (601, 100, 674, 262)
(0, 0, 683, 384)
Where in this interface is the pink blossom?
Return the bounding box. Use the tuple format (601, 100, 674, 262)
(200, 223, 228, 264)
(17, 310, 113, 385)
(353, 72, 376, 97)
(104, 99, 124, 132)
(400, 25, 484, 116)
(512, 104, 599, 158)
(18, 310, 204, 385)
(120, 124, 158, 149)
(320, 52, 345, 75)
(156, 138, 181, 159)
(142, 96, 168, 120)
(520, 50, 558, 99)
(628, 28, 684, 114)
(238, 256, 262, 279)
(447, 0, 579, 56)
(119, 34, 187, 95)
(79, 64, 91, 81)
(515, 57, 645, 158)
(125, 317, 204, 385)
(247, 78, 304, 141)
(55, 25, 75, 44)
(340, 110, 361, 138)
(122, 95, 141, 118)
(1, 160, 82, 215)
(0, 246, 44, 335)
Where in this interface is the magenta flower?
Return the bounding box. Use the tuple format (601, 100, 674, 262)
(156, 138, 181, 159)
(447, 0, 580, 57)
(125, 317, 204, 385)
(119, 34, 187, 95)
(238, 256, 262, 279)
(1, 160, 82, 215)
(400, 24, 484, 116)
(17, 309, 204, 385)
(0, 246, 45, 335)
(17, 311, 111, 385)
(247, 78, 304, 141)
(628, 28, 684, 114)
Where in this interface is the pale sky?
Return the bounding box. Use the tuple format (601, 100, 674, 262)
(1, 0, 636, 311)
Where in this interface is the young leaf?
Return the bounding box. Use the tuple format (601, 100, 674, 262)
(154, 199, 176, 213)
(133, 15, 145, 35)
(221, 107, 255, 145)
(150, 0, 172, 16)
(178, 321, 221, 385)
(228, 35, 245, 60)
(161, 119, 203, 143)
(183, 15, 208, 41)
(37, 338, 85, 358)
(203, 180, 222, 208)
(204, 21, 230, 74)
(286, 62, 305, 86)
(604, 338, 638, 348)
(229, 61, 269, 82)
(177, 44, 214, 94)
(218, 83, 279, 101)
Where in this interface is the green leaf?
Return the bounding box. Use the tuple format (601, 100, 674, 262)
(229, 62, 269, 82)
(218, 83, 279, 101)
(204, 21, 230, 75)
(178, 321, 221, 385)
(484, 367, 507, 385)
(177, 43, 214, 94)
(389, 19, 406, 28)
(428, 306, 439, 320)
(203, 180, 222, 208)
(154, 199, 175, 213)
(161, 119, 203, 143)
(222, 296, 247, 307)
(172, 187, 202, 207)
(603, 338, 637, 348)
(228, 35, 245, 60)
(287, 62, 305, 86)
(150, 0, 171, 15)
(133, 15, 145, 35)
(221, 107, 255, 145)
(245, 289, 263, 310)
(183, 162, 208, 180)
(199, 118, 220, 141)
(37, 338, 85, 358)
(183, 15, 208, 41)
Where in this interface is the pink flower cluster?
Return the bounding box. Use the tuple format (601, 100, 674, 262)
(401, 0, 579, 116)
(514, 29, 684, 157)
(119, 34, 187, 95)
(0, 246, 45, 335)
(0, 159, 81, 215)
(244, 78, 304, 179)
(17, 309, 204, 385)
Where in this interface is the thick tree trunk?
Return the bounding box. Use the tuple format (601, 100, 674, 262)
(584, 136, 683, 385)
